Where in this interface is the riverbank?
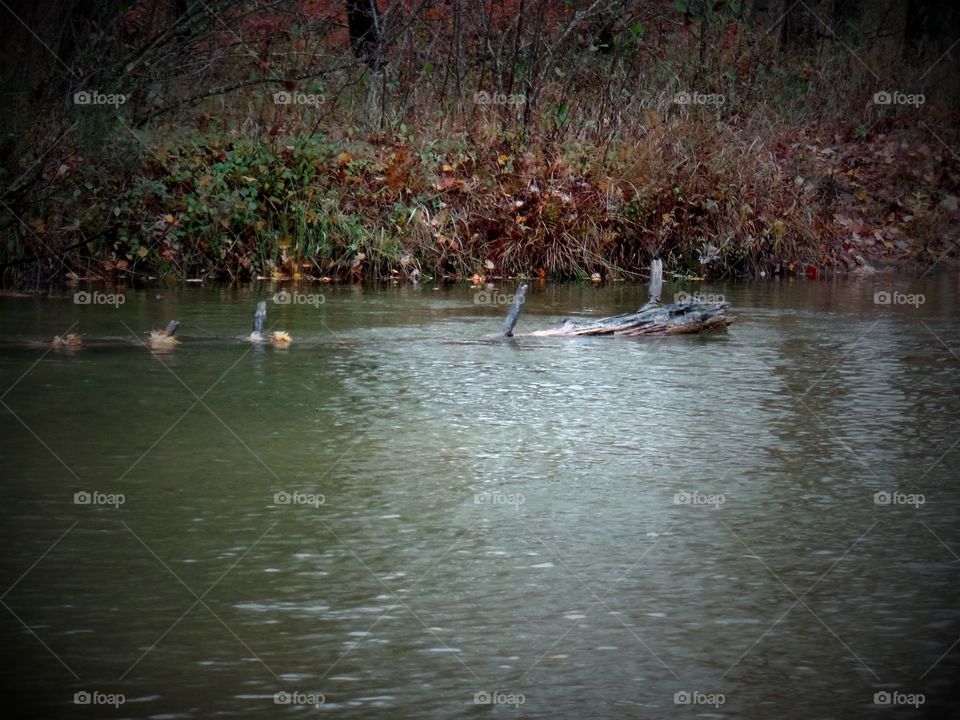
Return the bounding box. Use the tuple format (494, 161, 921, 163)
(2, 3, 957, 286)
(6, 114, 958, 288)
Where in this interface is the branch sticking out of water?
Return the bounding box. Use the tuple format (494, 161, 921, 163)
(502, 283, 528, 337)
(637, 258, 663, 312)
(253, 300, 267, 336)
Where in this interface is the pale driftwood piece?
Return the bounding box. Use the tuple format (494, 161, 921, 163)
(641, 258, 662, 310)
(513, 259, 733, 338)
(252, 301, 267, 335)
(501, 283, 528, 337)
(527, 303, 733, 336)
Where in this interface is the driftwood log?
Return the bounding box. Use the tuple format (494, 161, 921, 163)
(506, 260, 734, 337)
(502, 283, 528, 337)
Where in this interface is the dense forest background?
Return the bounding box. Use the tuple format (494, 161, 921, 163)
(1, 0, 958, 284)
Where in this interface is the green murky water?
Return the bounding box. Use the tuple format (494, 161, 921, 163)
(1, 275, 958, 718)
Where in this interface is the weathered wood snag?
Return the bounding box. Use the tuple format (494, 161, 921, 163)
(505, 260, 734, 337)
(501, 283, 528, 337)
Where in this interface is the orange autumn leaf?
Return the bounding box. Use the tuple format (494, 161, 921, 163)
(437, 175, 461, 191)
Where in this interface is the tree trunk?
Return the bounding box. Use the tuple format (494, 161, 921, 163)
(904, 0, 957, 56)
(780, 0, 818, 50)
(346, 0, 379, 65)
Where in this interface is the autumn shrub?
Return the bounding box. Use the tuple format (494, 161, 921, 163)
(2, 2, 957, 285)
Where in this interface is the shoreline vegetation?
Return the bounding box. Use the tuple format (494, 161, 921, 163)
(1, 1, 957, 288)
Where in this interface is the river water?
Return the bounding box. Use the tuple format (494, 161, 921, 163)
(0, 275, 958, 719)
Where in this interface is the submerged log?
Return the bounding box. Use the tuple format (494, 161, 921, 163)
(510, 259, 733, 337)
(528, 304, 733, 336)
(247, 299, 293, 345)
(148, 319, 181, 348)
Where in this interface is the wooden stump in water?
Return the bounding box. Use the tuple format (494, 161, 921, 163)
(501, 284, 528, 337)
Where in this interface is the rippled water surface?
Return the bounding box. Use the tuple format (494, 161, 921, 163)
(1, 275, 958, 719)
